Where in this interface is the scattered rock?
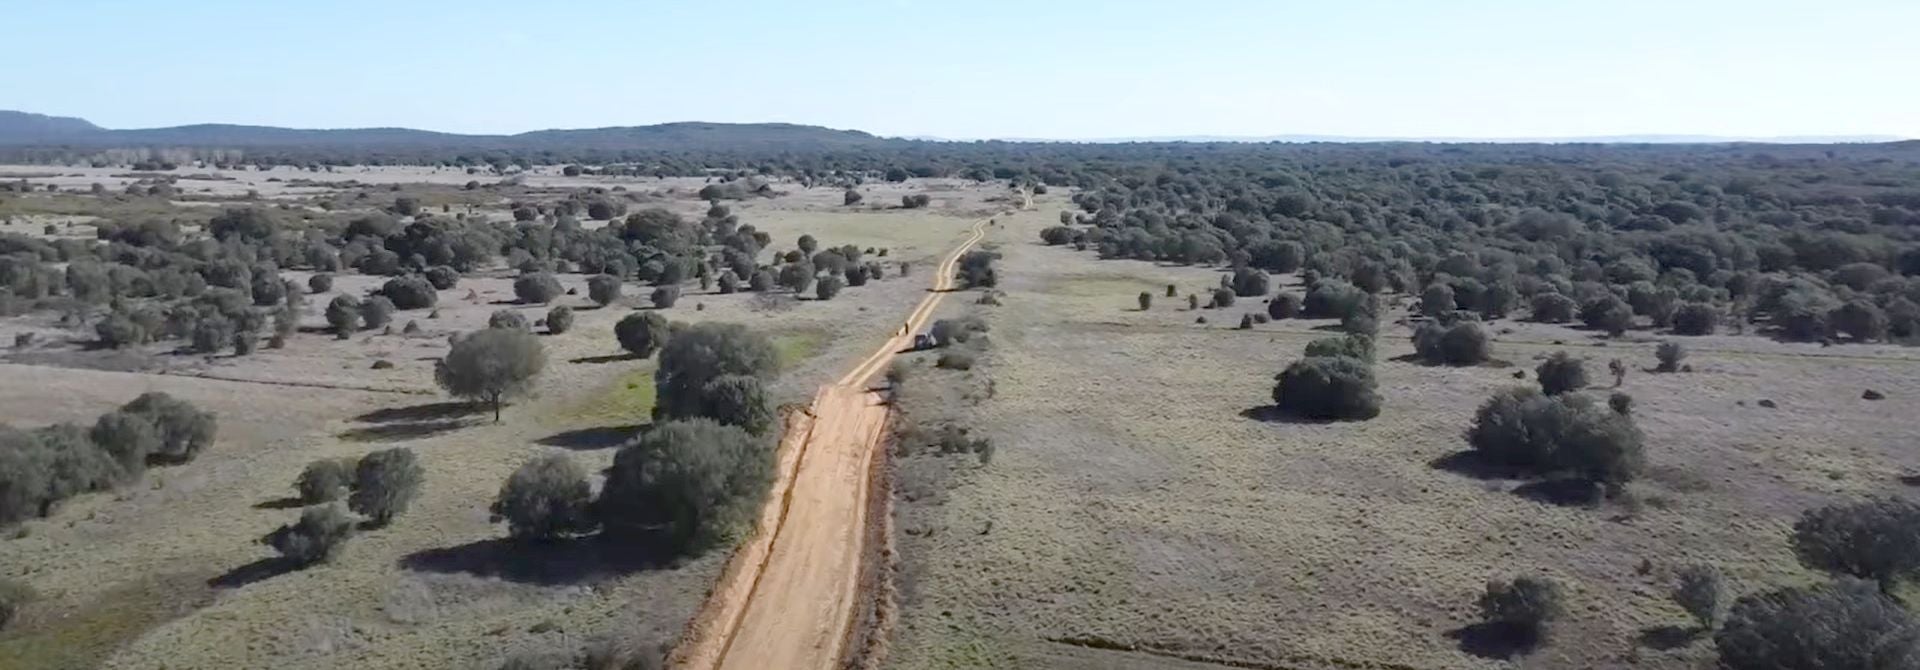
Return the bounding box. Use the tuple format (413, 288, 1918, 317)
(371, 359, 394, 370)
(1552, 340, 1565, 345)
(1864, 389, 1886, 400)
(565, 287, 578, 295)
(1680, 364, 1693, 372)
(1757, 399, 1776, 408)
(1512, 370, 1526, 379)
(1195, 316, 1208, 324)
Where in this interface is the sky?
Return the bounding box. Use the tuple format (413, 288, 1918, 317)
(2, 0, 1915, 140)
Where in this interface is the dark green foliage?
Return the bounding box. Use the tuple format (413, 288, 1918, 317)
(1040, 226, 1075, 245)
(587, 274, 622, 306)
(615, 312, 670, 358)
(777, 262, 813, 294)
(901, 193, 932, 208)
(654, 322, 778, 428)
(1268, 293, 1300, 320)
(843, 189, 862, 206)
(1137, 292, 1151, 310)
(929, 315, 989, 347)
(492, 453, 597, 540)
(599, 419, 773, 550)
(749, 270, 774, 292)
(95, 312, 149, 348)
(814, 274, 843, 301)
(1831, 300, 1888, 342)
(1302, 280, 1364, 319)
(349, 447, 424, 526)
(250, 270, 285, 307)
(436, 327, 546, 422)
(295, 458, 353, 504)
(1421, 283, 1456, 318)
(308, 273, 333, 293)
(1791, 497, 1920, 591)
(326, 294, 360, 338)
(1716, 579, 1920, 670)
(1673, 564, 1724, 629)
(958, 250, 1000, 288)
(1608, 392, 1633, 415)
(488, 309, 529, 331)
(1535, 352, 1588, 395)
(651, 285, 680, 309)
(121, 392, 216, 463)
(191, 315, 234, 353)
(381, 276, 437, 310)
(1231, 267, 1270, 297)
(546, 305, 573, 334)
(1477, 576, 1566, 647)
(1210, 287, 1235, 308)
(1656, 340, 1685, 372)
(1530, 292, 1575, 323)
(514, 272, 563, 304)
(424, 265, 459, 290)
(88, 410, 157, 477)
(360, 296, 394, 330)
(1465, 388, 1645, 488)
(264, 503, 355, 566)
(1413, 320, 1491, 365)
(1671, 302, 1716, 335)
(717, 271, 741, 294)
(1304, 335, 1374, 362)
(1582, 295, 1635, 336)
(696, 375, 775, 435)
(1272, 356, 1381, 421)
(0, 578, 32, 630)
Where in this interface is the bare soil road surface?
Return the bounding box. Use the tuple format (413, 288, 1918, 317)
(672, 216, 992, 670)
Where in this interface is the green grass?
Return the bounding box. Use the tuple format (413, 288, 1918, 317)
(0, 572, 213, 670)
(551, 365, 657, 427)
(772, 330, 828, 371)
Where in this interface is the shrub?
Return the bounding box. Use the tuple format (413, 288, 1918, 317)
(654, 323, 777, 427)
(1231, 267, 1270, 297)
(250, 271, 285, 307)
(382, 276, 437, 309)
(1672, 302, 1716, 335)
(1655, 340, 1685, 372)
(1340, 310, 1378, 337)
(843, 189, 862, 206)
(1040, 226, 1075, 245)
(191, 316, 234, 353)
(1267, 293, 1301, 320)
(958, 250, 1000, 289)
(1465, 388, 1645, 488)
(0, 578, 32, 630)
(651, 285, 680, 309)
(491, 453, 596, 541)
(1421, 283, 1456, 318)
(88, 410, 157, 477)
(1138, 292, 1152, 310)
(95, 312, 149, 348)
(514, 272, 563, 304)
(1531, 292, 1576, 323)
(546, 305, 574, 334)
(360, 296, 394, 330)
(349, 447, 423, 527)
(749, 270, 774, 293)
(1209, 287, 1235, 308)
(121, 392, 217, 463)
(615, 312, 670, 358)
(488, 309, 529, 331)
(1582, 295, 1635, 336)
(1535, 352, 1588, 395)
(436, 328, 546, 422)
(599, 419, 773, 551)
(697, 375, 775, 435)
(263, 503, 355, 566)
(929, 315, 989, 347)
(901, 193, 932, 209)
(1790, 497, 1920, 591)
(1476, 576, 1566, 648)
(1831, 300, 1889, 342)
(325, 294, 360, 338)
(295, 458, 353, 504)
(1302, 280, 1365, 318)
(587, 274, 622, 306)
(424, 265, 459, 290)
(717, 271, 740, 294)
(1414, 321, 1491, 365)
(936, 350, 976, 370)
(1304, 335, 1374, 362)
(1715, 579, 1920, 670)
(309, 273, 333, 294)
(1272, 356, 1381, 421)
(1673, 564, 1725, 629)
(815, 274, 844, 301)
(1608, 392, 1633, 415)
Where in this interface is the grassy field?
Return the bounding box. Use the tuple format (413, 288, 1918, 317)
(883, 199, 1920, 669)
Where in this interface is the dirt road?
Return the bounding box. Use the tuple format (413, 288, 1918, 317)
(671, 216, 992, 670)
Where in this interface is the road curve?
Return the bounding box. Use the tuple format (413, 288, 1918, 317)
(671, 216, 993, 670)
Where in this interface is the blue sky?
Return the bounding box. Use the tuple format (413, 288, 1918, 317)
(2, 0, 1915, 139)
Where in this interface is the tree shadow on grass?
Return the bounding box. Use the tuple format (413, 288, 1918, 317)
(252, 496, 306, 510)
(536, 424, 644, 450)
(1237, 405, 1341, 425)
(399, 535, 676, 586)
(1446, 622, 1540, 660)
(1638, 624, 1704, 651)
(339, 419, 469, 443)
(568, 353, 633, 365)
(355, 401, 483, 424)
(208, 556, 299, 589)
(1512, 479, 1604, 507)
(1428, 450, 1530, 480)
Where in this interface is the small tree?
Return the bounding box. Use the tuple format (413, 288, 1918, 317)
(1672, 302, 1717, 335)
(436, 328, 547, 422)
(615, 312, 670, 358)
(326, 294, 360, 339)
(958, 250, 1000, 289)
(1536, 352, 1588, 395)
(308, 273, 333, 294)
(488, 309, 529, 331)
(349, 447, 423, 527)
(1608, 358, 1626, 386)
(263, 503, 355, 567)
(651, 285, 681, 309)
(360, 296, 394, 331)
(815, 274, 844, 301)
(1791, 497, 1920, 593)
(1674, 564, 1725, 629)
(295, 458, 353, 504)
(1272, 356, 1381, 421)
(587, 274, 622, 306)
(381, 276, 437, 310)
(1187, 294, 1200, 310)
(424, 265, 459, 290)
(514, 272, 563, 304)
(1231, 268, 1270, 297)
(1608, 391, 1634, 415)
(121, 392, 217, 463)
(1138, 292, 1152, 310)
(1268, 293, 1301, 320)
(1477, 576, 1565, 649)
(1210, 287, 1235, 308)
(1582, 296, 1635, 336)
(1422, 283, 1456, 318)
(1656, 340, 1686, 372)
(492, 453, 596, 541)
(697, 375, 775, 435)
(89, 410, 158, 477)
(1531, 292, 1576, 323)
(599, 419, 773, 551)
(546, 305, 574, 334)
(1715, 578, 1920, 670)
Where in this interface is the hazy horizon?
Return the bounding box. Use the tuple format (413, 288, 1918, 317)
(3, 0, 1915, 141)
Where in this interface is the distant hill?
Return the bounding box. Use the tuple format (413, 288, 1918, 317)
(0, 111, 103, 140)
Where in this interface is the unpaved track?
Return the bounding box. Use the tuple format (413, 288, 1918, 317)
(672, 216, 992, 670)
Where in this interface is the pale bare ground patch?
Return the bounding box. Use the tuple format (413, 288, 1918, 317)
(883, 202, 1920, 669)
(0, 184, 992, 669)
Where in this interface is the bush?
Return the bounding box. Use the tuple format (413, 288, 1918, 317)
(349, 447, 424, 527)
(587, 274, 622, 306)
(1535, 352, 1588, 395)
(360, 296, 394, 330)
(191, 315, 234, 353)
(697, 375, 775, 435)
(488, 309, 530, 331)
(1272, 356, 1381, 421)
(1268, 293, 1301, 320)
(326, 294, 361, 338)
(95, 312, 149, 348)
(492, 453, 596, 541)
(1476, 576, 1566, 648)
(1041, 226, 1075, 245)
(1421, 283, 1456, 318)
(0, 578, 32, 630)
(615, 312, 670, 358)
(1673, 564, 1725, 629)
(1304, 334, 1374, 362)
(250, 271, 286, 307)
(1465, 388, 1645, 488)
(901, 194, 932, 209)
(1608, 391, 1634, 415)
(88, 410, 157, 477)
(514, 272, 563, 304)
(929, 315, 989, 347)
(958, 250, 1000, 289)
(599, 419, 773, 551)
(1672, 302, 1716, 335)
(295, 458, 353, 504)
(436, 328, 546, 422)
(121, 392, 217, 463)
(546, 305, 574, 334)
(1531, 292, 1576, 323)
(263, 503, 355, 566)
(1302, 280, 1365, 318)
(382, 276, 437, 310)
(1790, 497, 1920, 591)
(1413, 320, 1491, 365)
(651, 285, 681, 309)
(815, 274, 844, 301)
(654, 323, 777, 428)
(1831, 300, 1889, 342)
(717, 271, 740, 294)
(1656, 340, 1686, 372)
(1582, 295, 1635, 336)
(843, 189, 862, 206)
(1231, 267, 1270, 297)
(1137, 292, 1152, 310)
(424, 265, 459, 290)
(308, 273, 333, 294)
(1715, 578, 1920, 670)
(749, 270, 774, 292)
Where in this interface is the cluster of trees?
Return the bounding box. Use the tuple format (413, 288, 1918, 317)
(269, 446, 424, 567)
(1270, 287, 1384, 421)
(0, 392, 216, 525)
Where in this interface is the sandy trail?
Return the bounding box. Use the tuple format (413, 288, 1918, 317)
(671, 217, 991, 670)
